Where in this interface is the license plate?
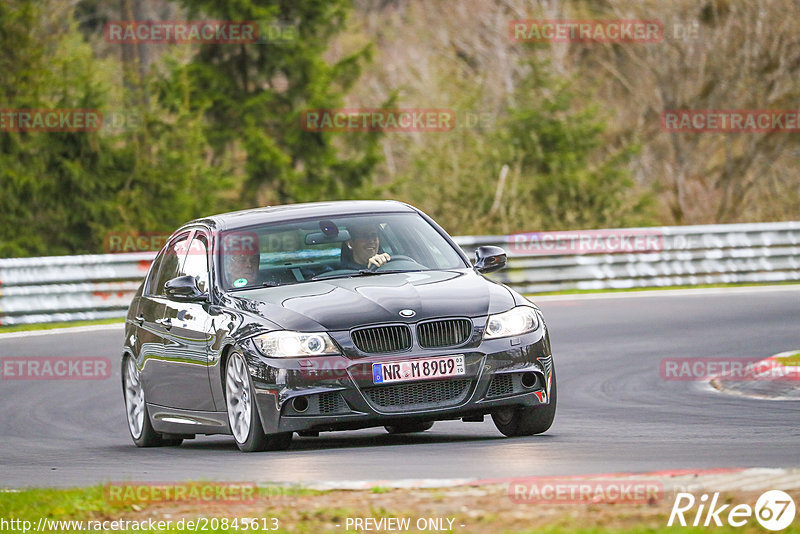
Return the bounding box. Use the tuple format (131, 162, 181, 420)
(372, 355, 466, 384)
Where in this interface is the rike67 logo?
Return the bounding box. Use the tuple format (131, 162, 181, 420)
(669, 490, 796, 530)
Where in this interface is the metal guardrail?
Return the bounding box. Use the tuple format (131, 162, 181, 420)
(0, 222, 798, 325)
(457, 221, 800, 294)
(0, 252, 155, 326)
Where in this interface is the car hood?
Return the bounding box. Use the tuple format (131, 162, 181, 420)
(226, 269, 515, 332)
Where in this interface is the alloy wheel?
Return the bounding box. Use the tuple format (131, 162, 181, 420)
(124, 358, 145, 439)
(226, 353, 252, 443)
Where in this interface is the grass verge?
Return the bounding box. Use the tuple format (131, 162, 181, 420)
(525, 281, 800, 297)
(0, 317, 124, 334)
(1, 484, 797, 533)
(775, 352, 800, 366)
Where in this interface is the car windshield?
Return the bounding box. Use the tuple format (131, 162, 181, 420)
(218, 212, 467, 290)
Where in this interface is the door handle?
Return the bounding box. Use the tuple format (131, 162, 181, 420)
(156, 317, 172, 330)
(134, 315, 144, 326)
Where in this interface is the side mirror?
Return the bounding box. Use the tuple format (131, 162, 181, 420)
(474, 246, 507, 273)
(165, 275, 208, 302)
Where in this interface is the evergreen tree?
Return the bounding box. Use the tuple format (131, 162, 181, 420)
(176, 0, 383, 205)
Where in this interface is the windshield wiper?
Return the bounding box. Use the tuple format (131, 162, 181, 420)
(227, 281, 279, 291)
(355, 269, 416, 276)
(311, 269, 417, 282)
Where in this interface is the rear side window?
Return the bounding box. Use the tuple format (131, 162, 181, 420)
(145, 251, 166, 295)
(147, 234, 191, 296)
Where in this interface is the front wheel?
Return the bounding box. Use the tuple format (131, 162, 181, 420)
(123, 357, 182, 447)
(225, 351, 292, 452)
(492, 369, 557, 437)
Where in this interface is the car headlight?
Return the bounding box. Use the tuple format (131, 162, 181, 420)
(483, 306, 540, 339)
(253, 331, 340, 358)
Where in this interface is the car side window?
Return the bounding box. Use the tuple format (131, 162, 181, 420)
(150, 234, 191, 296)
(182, 234, 210, 293)
(144, 250, 166, 295)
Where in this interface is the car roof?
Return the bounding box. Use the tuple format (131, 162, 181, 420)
(182, 200, 418, 232)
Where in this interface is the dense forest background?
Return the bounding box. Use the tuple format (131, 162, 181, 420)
(1, 0, 799, 257)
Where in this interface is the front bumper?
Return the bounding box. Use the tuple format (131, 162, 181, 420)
(246, 326, 553, 434)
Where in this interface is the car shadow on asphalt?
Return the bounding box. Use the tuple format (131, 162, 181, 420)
(170, 430, 509, 452)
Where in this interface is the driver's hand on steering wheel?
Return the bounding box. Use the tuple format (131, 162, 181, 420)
(367, 253, 391, 269)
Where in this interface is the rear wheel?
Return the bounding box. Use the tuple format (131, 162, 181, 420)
(123, 357, 182, 447)
(225, 351, 292, 452)
(385, 421, 434, 434)
(492, 369, 557, 437)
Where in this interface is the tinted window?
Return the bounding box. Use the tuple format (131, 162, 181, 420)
(144, 250, 166, 295)
(150, 234, 190, 296)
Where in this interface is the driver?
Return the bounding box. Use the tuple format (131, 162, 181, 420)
(341, 222, 391, 270)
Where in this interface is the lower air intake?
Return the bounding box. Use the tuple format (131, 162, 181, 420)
(362, 379, 471, 413)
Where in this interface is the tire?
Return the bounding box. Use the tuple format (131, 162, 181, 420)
(225, 351, 292, 452)
(123, 356, 182, 447)
(492, 368, 557, 437)
(385, 421, 434, 434)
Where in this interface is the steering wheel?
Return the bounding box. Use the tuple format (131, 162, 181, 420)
(370, 255, 417, 271)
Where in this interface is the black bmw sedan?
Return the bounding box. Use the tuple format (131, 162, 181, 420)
(122, 200, 556, 452)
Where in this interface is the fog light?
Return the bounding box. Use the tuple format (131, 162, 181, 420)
(521, 372, 539, 389)
(292, 396, 309, 413)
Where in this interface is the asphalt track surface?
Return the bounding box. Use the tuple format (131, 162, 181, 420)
(1, 287, 798, 488)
